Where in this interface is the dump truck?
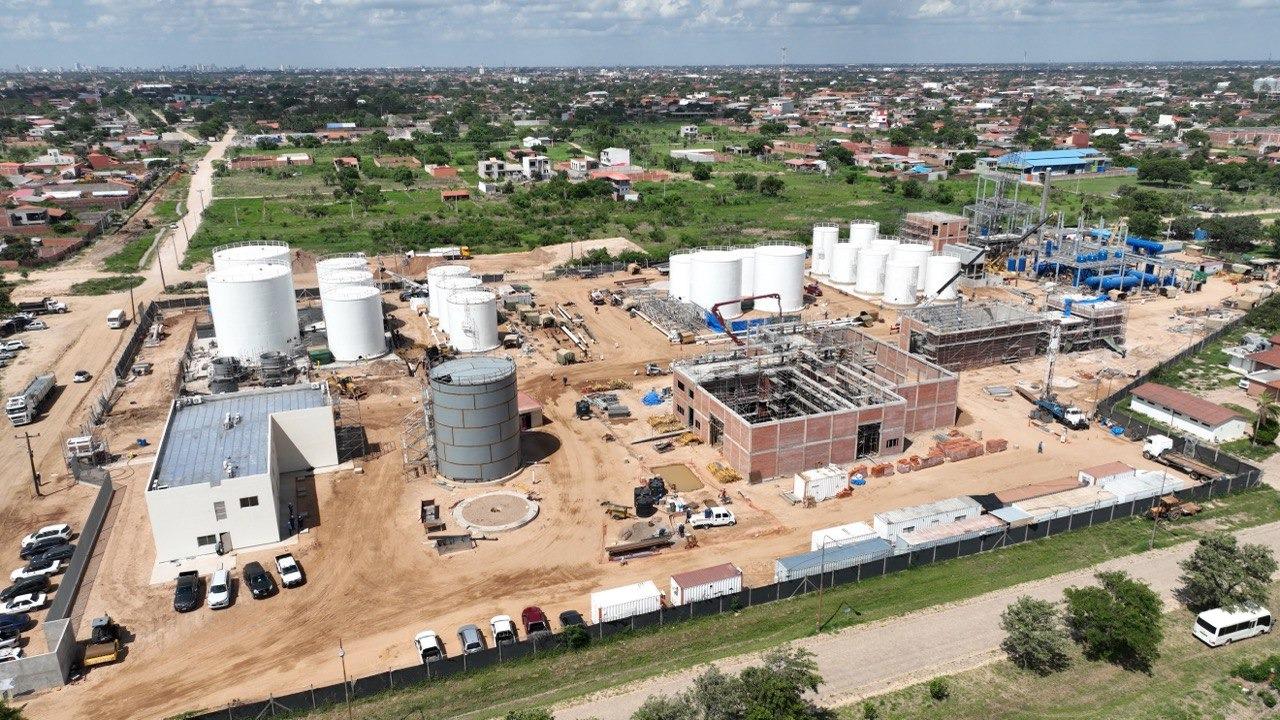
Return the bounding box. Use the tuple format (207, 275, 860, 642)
(1148, 494, 1203, 521)
(425, 246, 471, 260)
(82, 615, 121, 668)
(6, 373, 55, 426)
(16, 297, 67, 315)
(1142, 435, 1221, 482)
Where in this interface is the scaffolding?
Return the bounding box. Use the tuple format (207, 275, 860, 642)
(1045, 294, 1129, 354)
(902, 303, 1047, 371)
(965, 172, 1039, 248)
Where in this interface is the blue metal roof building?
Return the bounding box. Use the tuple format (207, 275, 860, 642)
(996, 148, 1110, 175)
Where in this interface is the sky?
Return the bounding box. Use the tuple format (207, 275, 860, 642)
(1, 0, 1278, 69)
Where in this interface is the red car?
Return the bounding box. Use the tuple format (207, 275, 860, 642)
(521, 606, 550, 637)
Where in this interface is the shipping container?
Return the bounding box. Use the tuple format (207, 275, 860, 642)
(873, 496, 983, 542)
(775, 537, 892, 582)
(590, 581, 662, 623)
(810, 521, 876, 551)
(670, 563, 743, 606)
(792, 465, 848, 504)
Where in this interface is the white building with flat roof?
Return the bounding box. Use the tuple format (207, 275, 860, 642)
(144, 384, 339, 563)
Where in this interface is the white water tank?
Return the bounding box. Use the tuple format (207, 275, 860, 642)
(925, 255, 964, 302)
(882, 261, 919, 306)
(207, 263, 300, 361)
(691, 250, 743, 318)
(213, 242, 291, 271)
(733, 247, 756, 297)
(829, 242, 857, 284)
(892, 244, 933, 293)
(848, 221, 879, 246)
(855, 249, 888, 295)
(426, 265, 470, 319)
(322, 284, 386, 361)
(668, 252, 694, 301)
(446, 289, 500, 353)
(811, 224, 839, 276)
(436, 276, 482, 330)
(315, 253, 368, 278)
(754, 245, 806, 312)
(870, 237, 900, 256)
(318, 268, 375, 295)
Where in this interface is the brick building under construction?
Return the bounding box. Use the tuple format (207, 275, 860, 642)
(671, 324, 958, 481)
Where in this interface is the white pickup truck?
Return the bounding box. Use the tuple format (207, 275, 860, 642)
(688, 507, 736, 529)
(274, 553, 305, 588)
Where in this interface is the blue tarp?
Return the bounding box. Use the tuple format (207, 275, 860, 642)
(642, 390, 663, 406)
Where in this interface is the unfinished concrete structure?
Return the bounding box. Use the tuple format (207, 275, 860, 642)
(672, 323, 958, 481)
(900, 303, 1046, 371)
(1045, 295, 1128, 353)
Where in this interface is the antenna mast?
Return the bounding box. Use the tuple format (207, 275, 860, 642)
(779, 46, 787, 97)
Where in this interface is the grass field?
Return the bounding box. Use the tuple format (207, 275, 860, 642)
(259, 486, 1280, 720)
(70, 275, 144, 295)
(848, 594, 1280, 720)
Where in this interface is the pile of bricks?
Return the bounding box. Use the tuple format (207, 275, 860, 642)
(869, 462, 896, 477)
(985, 438, 1009, 453)
(918, 452, 946, 469)
(895, 459, 914, 473)
(849, 464, 869, 478)
(935, 431, 986, 462)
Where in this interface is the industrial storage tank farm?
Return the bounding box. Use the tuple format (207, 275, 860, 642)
(212, 241, 292, 271)
(207, 262, 301, 361)
(428, 356, 521, 482)
(321, 284, 387, 362)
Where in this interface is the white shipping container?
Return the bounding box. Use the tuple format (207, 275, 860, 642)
(591, 581, 662, 623)
(669, 563, 743, 606)
(873, 496, 983, 542)
(792, 465, 848, 504)
(810, 521, 876, 551)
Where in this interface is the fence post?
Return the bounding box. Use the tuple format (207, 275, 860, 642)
(310, 685, 315, 710)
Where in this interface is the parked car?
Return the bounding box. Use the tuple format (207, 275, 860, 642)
(243, 562, 277, 600)
(20, 524, 71, 550)
(1238, 378, 1251, 390)
(1194, 604, 1272, 647)
(32, 543, 75, 564)
(2, 593, 46, 614)
(558, 609, 586, 629)
(0, 647, 21, 663)
(20, 536, 69, 561)
(274, 553, 304, 588)
(1, 340, 27, 352)
(208, 569, 231, 610)
(414, 630, 445, 663)
(173, 571, 201, 613)
(10, 559, 61, 582)
(688, 507, 736, 529)
(0, 631, 18, 650)
(0, 576, 48, 604)
(24, 319, 47, 331)
(0, 614, 29, 634)
(457, 624, 484, 655)
(0, 351, 15, 362)
(490, 615, 517, 646)
(521, 606, 551, 637)
(73, 370, 92, 383)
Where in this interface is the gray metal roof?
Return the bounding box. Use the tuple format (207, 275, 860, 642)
(150, 385, 329, 490)
(875, 496, 983, 525)
(775, 537, 892, 573)
(430, 356, 515, 385)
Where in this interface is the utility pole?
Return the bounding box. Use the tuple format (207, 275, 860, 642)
(16, 432, 40, 497)
(815, 538, 827, 633)
(338, 639, 352, 720)
(156, 231, 167, 288)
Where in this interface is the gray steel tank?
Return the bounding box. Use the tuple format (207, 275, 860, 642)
(428, 356, 521, 482)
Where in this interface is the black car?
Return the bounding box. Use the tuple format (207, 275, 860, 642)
(558, 609, 586, 629)
(0, 577, 49, 604)
(243, 562, 277, 600)
(17, 557, 61, 579)
(173, 571, 202, 613)
(19, 536, 67, 561)
(32, 543, 75, 564)
(0, 614, 29, 634)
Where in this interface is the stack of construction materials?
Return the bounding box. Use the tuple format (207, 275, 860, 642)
(935, 431, 986, 462)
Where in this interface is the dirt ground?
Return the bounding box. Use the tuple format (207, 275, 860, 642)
(15, 243, 1259, 720)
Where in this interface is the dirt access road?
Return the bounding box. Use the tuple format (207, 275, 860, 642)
(557, 520, 1280, 720)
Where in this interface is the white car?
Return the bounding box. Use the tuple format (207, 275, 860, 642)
(208, 569, 231, 610)
(2, 593, 46, 614)
(0, 633, 18, 650)
(0, 647, 22, 663)
(25, 319, 47, 331)
(11, 560, 62, 582)
(275, 553, 304, 588)
(490, 615, 517, 646)
(0, 340, 26, 352)
(21, 523, 71, 550)
(414, 630, 444, 663)
(73, 370, 92, 383)
(688, 507, 736, 529)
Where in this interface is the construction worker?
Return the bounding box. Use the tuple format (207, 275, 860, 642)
(1037, 441, 1044, 454)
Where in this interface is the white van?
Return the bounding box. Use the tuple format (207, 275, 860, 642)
(1193, 604, 1272, 646)
(106, 309, 127, 329)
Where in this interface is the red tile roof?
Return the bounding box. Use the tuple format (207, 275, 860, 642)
(1248, 347, 1280, 371)
(1080, 461, 1134, 480)
(670, 562, 741, 589)
(1131, 382, 1243, 427)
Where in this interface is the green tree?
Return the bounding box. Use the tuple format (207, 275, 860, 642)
(930, 184, 955, 205)
(560, 623, 590, 649)
(879, 176, 898, 194)
(758, 121, 787, 137)
(1064, 571, 1163, 672)
(999, 595, 1071, 675)
(1093, 133, 1123, 152)
(0, 700, 26, 720)
(631, 646, 828, 720)
(1127, 211, 1162, 239)
(888, 128, 915, 147)
(901, 179, 923, 199)
(746, 137, 771, 156)
(504, 710, 553, 720)
(731, 172, 758, 192)
(1183, 128, 1210, 150)
(759, 175, 784, 197)
(1138, 157, 1192, 187)
(691, 164, 712, 181)
(357, 184, 383, 209)
(255, 136, 280, 151)
(1178, 532, 1278, 611)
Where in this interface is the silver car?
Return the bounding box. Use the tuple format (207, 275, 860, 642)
(457, 624, 484, 655)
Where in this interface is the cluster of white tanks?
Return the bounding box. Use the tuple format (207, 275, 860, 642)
(424, 264, 499, 353)
(316, 253, 388, 362)
(811, 222, 961, 306)
(207, 242, 301, 362)
(668, 244, 806, 315)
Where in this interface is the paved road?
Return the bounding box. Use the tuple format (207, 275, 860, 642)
(556, 521, 1280, 720)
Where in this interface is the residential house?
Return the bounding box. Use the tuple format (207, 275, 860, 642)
(1129, 382, 1249, 443)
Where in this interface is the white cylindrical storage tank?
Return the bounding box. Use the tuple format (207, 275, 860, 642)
(830, 242, 858, 284)
(811, 224, 839, 276)
(733, 247, 756, 297)
(207, 263, 300, 361)
(322, 284, 386, 361)
(213, 243, 291, 271)
(882, 261, 919, 306)
(870, 237, 900, 255)
(436, 276, 482, 331)
(426, 265, 470, 319)
(848, 221, 879, 246)
(691, 250, 742, 319)
(854, 249, 888, 295)
(892, 244, 933, 293)
(446, 289, 500, 353)
(315, 253, 367, 281)
(925, 255, 964, 302)
(668, 252, 694, 301)
(754, 245, 806, 312)
(318, 268, 375, 295)
(429, 356, 520, 482)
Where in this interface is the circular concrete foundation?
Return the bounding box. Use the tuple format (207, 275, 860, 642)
(454, 491, 540, 533)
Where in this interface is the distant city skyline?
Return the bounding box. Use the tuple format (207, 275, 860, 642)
(1, 0, 1278, 69)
